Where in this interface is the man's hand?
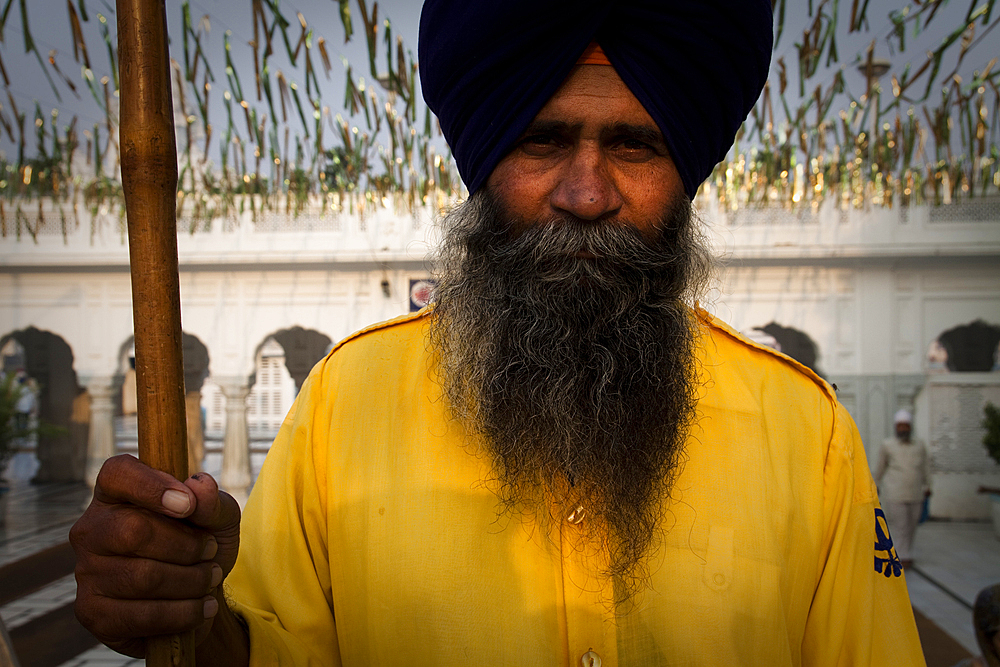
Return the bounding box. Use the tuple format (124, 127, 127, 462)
(70, 454, 244, 660)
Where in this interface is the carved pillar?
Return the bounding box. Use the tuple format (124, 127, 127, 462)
(218, 380, 252, 507)
(185, 390, 205, 476)
(84, 378, 117, 491)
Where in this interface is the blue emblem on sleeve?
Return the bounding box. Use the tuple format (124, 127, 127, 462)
(874, 508, 902, 578)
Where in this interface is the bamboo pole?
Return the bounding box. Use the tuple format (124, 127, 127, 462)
(115, 1, 195, 665)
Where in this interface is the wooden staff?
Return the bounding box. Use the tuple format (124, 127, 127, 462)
(116, 1, 195, 665)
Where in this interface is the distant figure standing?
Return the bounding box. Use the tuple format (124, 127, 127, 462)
(874, 409, 931, 568)
(14, 374, 36, 432)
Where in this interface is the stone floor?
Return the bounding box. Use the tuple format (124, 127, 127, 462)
(0, 469, 997, 666)
(907, 521, 1000, 655)
(0, 482, 89, 569)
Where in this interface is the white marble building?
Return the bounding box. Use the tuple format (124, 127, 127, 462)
(2, 195, 998, 515)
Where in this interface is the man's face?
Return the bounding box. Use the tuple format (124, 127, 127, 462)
(896, 422, 912, 442)
(486, 65, 685, 236)
(431, 66, 710, 604)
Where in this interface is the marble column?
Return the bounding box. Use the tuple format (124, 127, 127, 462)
(185, 390, 205, 476)
(84, 378, 117, 491)
(218, 379, 252, 507)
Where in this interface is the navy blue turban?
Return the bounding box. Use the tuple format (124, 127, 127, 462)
(418, 0, 773, 199)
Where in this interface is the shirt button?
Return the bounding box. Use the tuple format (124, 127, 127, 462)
(581, 650, 602, 667)
(714, 573, 726, 585)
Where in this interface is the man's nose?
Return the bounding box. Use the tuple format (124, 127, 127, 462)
(549, 148, 623, 221)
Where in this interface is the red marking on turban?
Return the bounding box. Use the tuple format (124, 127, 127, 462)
(576, 42, 611, 66)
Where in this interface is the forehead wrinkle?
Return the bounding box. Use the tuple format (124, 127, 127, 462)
(524, 120, 662, 142)
(522, 119, 582, 136)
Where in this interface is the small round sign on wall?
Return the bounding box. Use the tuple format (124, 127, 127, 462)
(409, 279, 437, 312)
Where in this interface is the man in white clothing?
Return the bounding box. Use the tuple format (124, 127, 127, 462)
(874, 409, 931, 568)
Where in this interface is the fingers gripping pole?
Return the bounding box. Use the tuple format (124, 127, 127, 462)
(116, 0, 194, 664)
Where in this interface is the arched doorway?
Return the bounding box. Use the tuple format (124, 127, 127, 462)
(254, 327, 332, 436)
(915, 319, 1000, 520)
(1, 338, 38, 481)
(0, 327, 86, 483)
(202, 326, 332, 444)
(246, 338, 297, 439)
(116, 332, 211, 474)
(934, 320, 1000, 372)
(197, 326, 332, 504)
(267, 326, 334, 391)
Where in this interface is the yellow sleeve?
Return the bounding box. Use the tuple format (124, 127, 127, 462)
(224, 365, 342, 666)
(801, 403, 925, 666)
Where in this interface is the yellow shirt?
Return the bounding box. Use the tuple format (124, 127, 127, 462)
(227, 308, 925, 666)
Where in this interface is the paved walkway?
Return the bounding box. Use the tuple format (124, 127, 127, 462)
(1, 473, 997, 666)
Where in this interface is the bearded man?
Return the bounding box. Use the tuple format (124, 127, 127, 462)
(70, 1, 926, 665)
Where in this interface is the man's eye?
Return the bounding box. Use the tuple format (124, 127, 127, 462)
(520, 135, 562, 155)
(615, 139, 657, 160)
(524, 135, 556, 146)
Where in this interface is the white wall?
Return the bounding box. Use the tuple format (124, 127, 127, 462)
(3, 197, 999, 516)
(915, 375, 1000, 520)
(2, 201, 441, 384)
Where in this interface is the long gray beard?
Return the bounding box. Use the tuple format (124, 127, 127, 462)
(430, 188, 711, 600)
